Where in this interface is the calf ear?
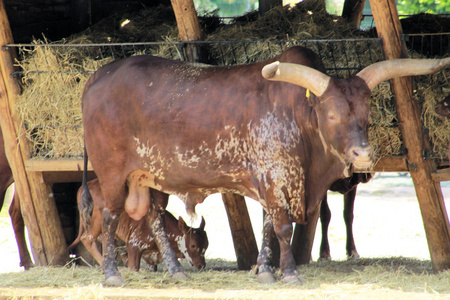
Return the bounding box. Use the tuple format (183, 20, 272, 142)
(199, 216, 206, 231)
(178, 216, 188, 234)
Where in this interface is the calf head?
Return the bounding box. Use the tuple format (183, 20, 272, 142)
(177, 216, 208, 270)
(262, 57, 450, 175)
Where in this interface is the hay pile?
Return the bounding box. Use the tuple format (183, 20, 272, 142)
(15, 2, 450, 160)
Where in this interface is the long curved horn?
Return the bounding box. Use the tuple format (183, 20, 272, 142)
(262, 61, 331, 97)
(357, 57, 450, 91)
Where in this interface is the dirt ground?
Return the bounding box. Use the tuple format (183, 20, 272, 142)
(0, 173, 449, 298)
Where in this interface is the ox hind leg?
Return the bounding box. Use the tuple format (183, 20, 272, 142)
(343, 187, 359, 259)
(99, 180, 128, 286)
(102, 207, 123, 285)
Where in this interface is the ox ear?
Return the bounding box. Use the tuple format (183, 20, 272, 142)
(356, 57, 450, 91)
(178, 216, 188, 234)
(262, 61, 330, 98)
(199, 216, 206, 231)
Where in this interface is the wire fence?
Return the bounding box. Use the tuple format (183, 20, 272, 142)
(2, 34, 449, 159)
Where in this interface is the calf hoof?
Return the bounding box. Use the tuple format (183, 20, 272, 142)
(257, 272, 276, 284)
(172, 271, 188, 281)
(282, 274, 305, 285)
(104, 275, 125, 287)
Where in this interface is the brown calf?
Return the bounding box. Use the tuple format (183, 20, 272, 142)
(69, 178, 208, 271)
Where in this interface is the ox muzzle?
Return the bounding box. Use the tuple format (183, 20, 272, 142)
(347, 144, 373, 171)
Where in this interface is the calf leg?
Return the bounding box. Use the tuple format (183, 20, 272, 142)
(9, 195, 34, 270)
(319, 195, 332, 261)
(343, 187, 359, 259)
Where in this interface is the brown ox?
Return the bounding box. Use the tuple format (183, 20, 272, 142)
(70, 178, 208, 271)
(0, 131, 34, 270)
(81, 45, 450, 285)
(318, 172, 373, 261)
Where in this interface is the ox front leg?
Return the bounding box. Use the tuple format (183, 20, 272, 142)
(147, 208, 186, 280)
(102, 209, 123, 286)
(274, 220, 305, 284)
(257, 211, 304, 284)
(257, 213, 277, 283)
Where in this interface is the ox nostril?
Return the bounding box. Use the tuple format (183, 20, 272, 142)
(352, 147, 371, 159)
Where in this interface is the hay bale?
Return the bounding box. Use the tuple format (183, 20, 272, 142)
(16, 41, 113, 158)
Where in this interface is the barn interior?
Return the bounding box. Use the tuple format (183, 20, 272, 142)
(0, 0, 449, 276)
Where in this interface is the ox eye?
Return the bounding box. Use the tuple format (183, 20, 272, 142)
(328, 114, 337, 121)
(191, 244, 196, 249)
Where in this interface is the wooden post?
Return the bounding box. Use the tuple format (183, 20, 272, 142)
(370, 0, 450, 272)
(258, 0, 282, 15)
(222, 194, 259, 269)
(170, 0, 204, 62)
(342, 0, 366, 28)
(0, 0, 68, 266)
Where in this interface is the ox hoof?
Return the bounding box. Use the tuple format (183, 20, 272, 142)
(104, 275, 125, 287)
(348, 253, 361, 260)
(257, 272, 276, 284)
(318, 256, 331, 262)
(172, 271, 188, 281)
(282, 274, 305, 285)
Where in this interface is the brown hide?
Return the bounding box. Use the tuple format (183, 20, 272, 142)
(70, 179, 208, 271)
(0, 130, 34, 270)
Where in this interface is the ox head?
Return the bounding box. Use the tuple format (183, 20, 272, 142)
(262, 57, 450, 174)
(178, 216, 208, 270)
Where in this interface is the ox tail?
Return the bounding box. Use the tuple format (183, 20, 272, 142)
(80, 145, 94, 232)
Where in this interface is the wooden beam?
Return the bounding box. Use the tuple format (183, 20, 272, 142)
(432, 168, 450, 182)
(25, 159, 93, 172)
(258, 0, 282, 15)
(0, 0, 68, 266)
(342, 0, 366, 28)
(370, 0, 450, 272)
(170, 0, 204, 62)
